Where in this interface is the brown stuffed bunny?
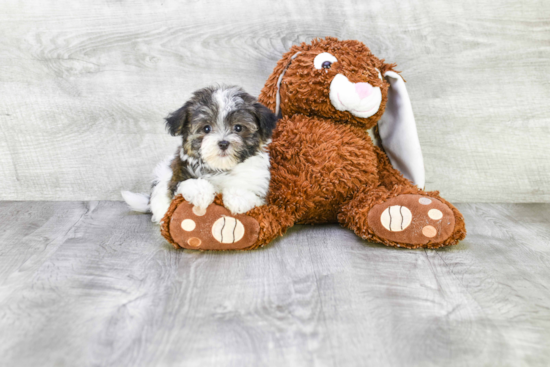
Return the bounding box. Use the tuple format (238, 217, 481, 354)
(161, 37, 466, 250)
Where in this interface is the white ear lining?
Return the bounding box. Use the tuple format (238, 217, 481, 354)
(275, 52, 301, 117)
(378, 71, 425, 189)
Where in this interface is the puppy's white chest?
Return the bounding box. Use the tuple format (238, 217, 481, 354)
(206, 151, 271, 198)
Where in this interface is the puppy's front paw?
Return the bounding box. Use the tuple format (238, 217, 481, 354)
(176, 179, 216, 209)
(223, 188, 264, 214)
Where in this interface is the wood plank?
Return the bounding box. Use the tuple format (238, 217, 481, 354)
(0, 201, 549, 366)
(0, 0, 549, 202)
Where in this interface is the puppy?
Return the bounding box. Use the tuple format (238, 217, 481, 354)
(122, 85, 278, 223)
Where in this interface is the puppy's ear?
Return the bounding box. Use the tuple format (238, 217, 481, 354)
(253, 102, 278, 140)
(165, 101, 192, 136)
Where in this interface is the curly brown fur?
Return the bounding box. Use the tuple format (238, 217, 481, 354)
(248, 37, 466, 249)
(160, 194, 186, 249)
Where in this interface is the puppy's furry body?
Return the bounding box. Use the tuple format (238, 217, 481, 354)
(122, 85, 277, 223)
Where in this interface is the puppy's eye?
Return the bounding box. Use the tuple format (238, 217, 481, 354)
(314, 52, 338, 70)
(203, 125, 211, 133)
(234, 125, 242, 132)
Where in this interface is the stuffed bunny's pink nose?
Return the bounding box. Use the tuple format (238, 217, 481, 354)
(355, 82, 374, 100)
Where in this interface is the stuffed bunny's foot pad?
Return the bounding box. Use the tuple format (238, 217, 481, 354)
(166, 201, 260, 250)
(368, 194, 455, 246)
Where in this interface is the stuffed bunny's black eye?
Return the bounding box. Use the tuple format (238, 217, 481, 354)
(314, 53, 338, 70)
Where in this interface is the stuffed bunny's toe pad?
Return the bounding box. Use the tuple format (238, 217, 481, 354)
(368, 194, 455, 246)
(167, 201, 259, 250)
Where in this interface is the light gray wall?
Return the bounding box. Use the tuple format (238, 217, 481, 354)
(1, 0, 548, 202)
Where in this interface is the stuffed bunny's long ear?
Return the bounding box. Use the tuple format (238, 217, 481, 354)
(378, 71, 425, 189)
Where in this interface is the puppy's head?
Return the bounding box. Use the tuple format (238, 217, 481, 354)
(165, 86, 277, 171)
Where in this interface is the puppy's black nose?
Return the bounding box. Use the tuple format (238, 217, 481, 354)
(218, 140, 230, 151)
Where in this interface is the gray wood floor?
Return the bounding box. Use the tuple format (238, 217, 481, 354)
(1, 201, 549, 367)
